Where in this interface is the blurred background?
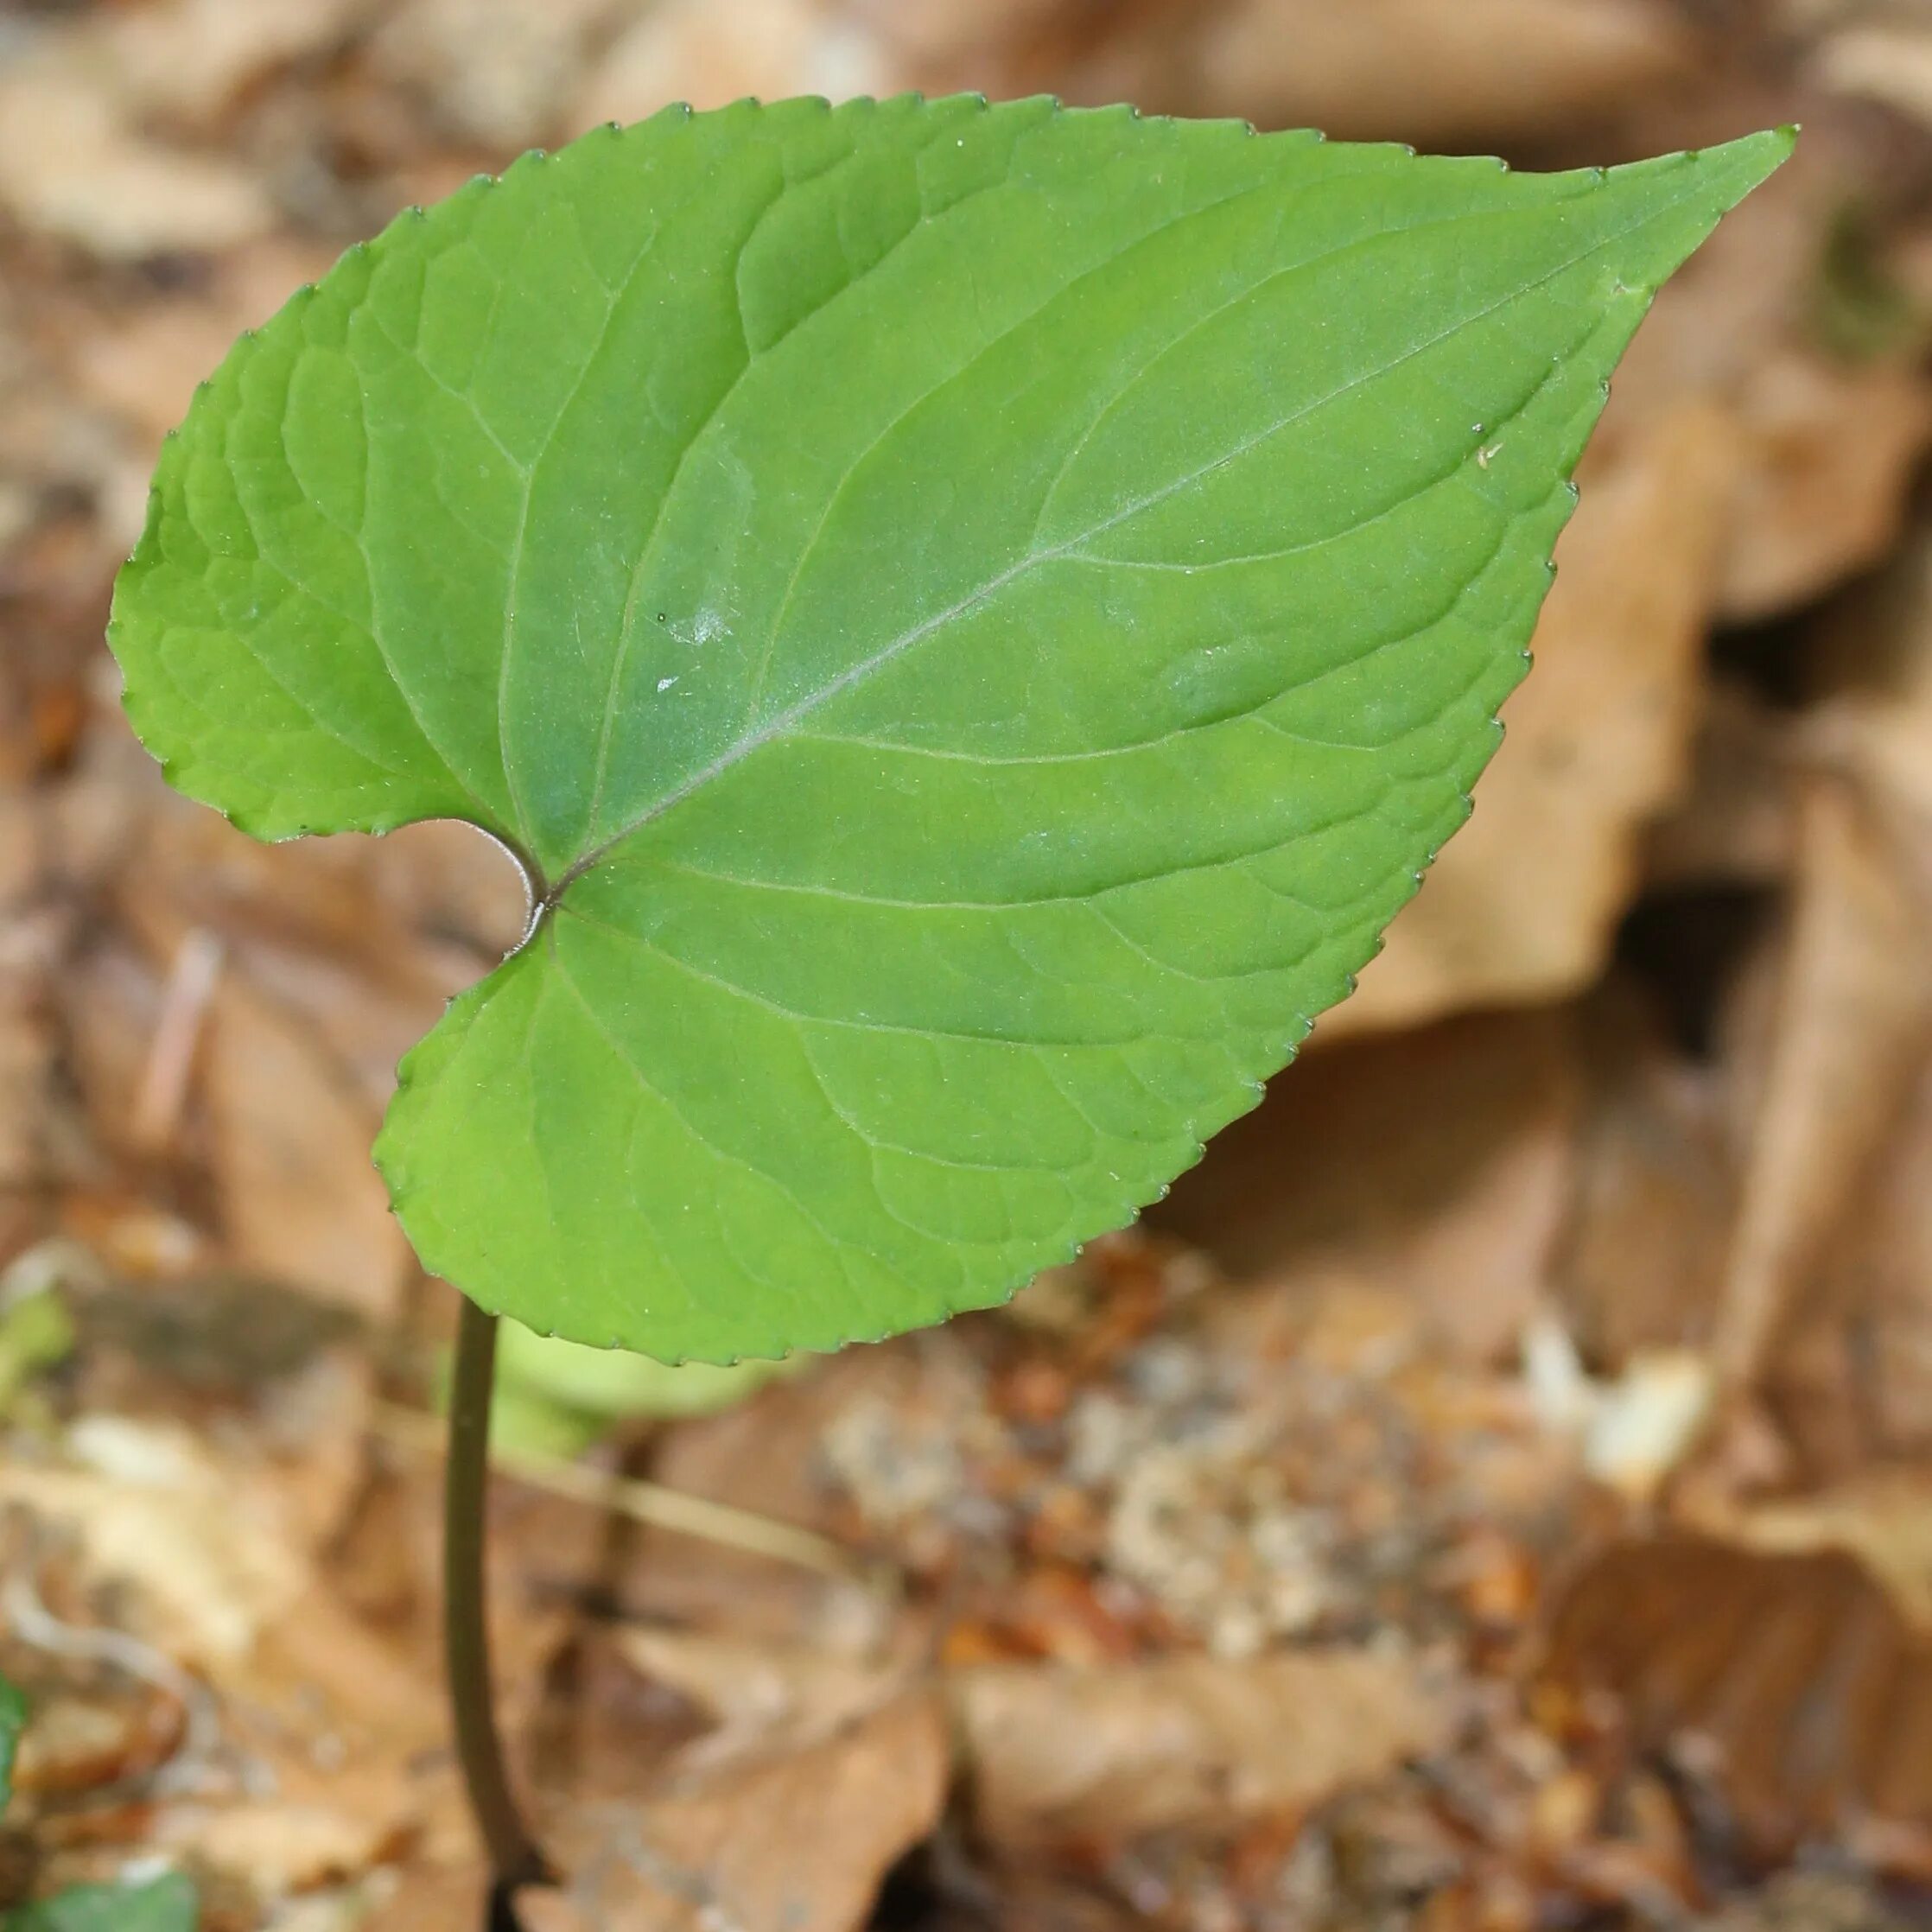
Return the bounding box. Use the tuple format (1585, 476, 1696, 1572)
(6, 1, 1932, 1928)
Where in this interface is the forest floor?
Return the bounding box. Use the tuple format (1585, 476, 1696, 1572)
(7, 2, 1932, 1928)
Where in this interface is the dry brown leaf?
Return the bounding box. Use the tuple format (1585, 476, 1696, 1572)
(1814, 22, 1932, 128)
(372, 0, 615, 149)
(846, 0, 1066, 73)
(154, 1589, 452, 1893)
(1159, 1008, 1582, 1361)
(0, 1415, 461, 1897)
(1716, 355, 1932, 625)
(1198, 0, 1691, 144)
(1059, 0, 1691, 145)
(107, 798, 509, 1120)
(90, 0, 372, 129)
(1690, 1471, 1932, 1631)
(359, 1866, 486, 1932)
(548, 1691, 949, 1932)
(105, 738, 521, 956)
(1811, 522, 1932, 828)
(1643, 682, 1799, 892)
(575, 0, 899, 130)
(1817, 1049, 1932, 1457)
(624, 1348, 900, 1643)
(357, 818, 531, 967)
(1553, 991, 1737, 1362)
(156, 1797, 410, 1900)
(0, 50, 273, 258)
(1714, 772, 1932, 1385)
(0, 1416, 307, 1663)
(58, 935, 174, 1178)
(616, 1627, 911, 1768)
(1712, 524, 1932, 1444)
(200, 976, 410, 1319)
(0, 795, 57, 1198)
(1335, 405, 1741, 1034)
(1605, 104, 1932, 623)
(1541, 1506, 1932, 1847)
(953, 1649, 1448, 1845)
(3, 12, 1929, 1926)
(0, 983, 54, 1200)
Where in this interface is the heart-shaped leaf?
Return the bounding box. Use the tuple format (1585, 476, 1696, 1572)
(110, 98, 1789, 1361)
(6, 1876, 199, 1932)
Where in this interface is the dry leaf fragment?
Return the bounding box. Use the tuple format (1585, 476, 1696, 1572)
(615, 1626, 911, 1768)
(1159, 1007, 1582, 1363)
(1643, 683, 1799, 893)
(129, 930, 223, 1156)
(1058, 0, 1690, 147)
(575, 0, 897, 130)
(197, 977, 410, 1319)
(0, 1416, 306, 1664)
(1606, 108, 1932, 624)
(1820, 1050, 1932, 1456)
(1814, 23, 1932, 129)
(551, 1691, 949, 1932)
(1687, 1471, 1932, 1635)
(1714, 773, 1932, 1385)
(1204, 0, 1691, 143)
(1716, 356, 1932, 625)
(1541, 1498, 1932, 1847)
(0, 54, 273, 258)
(0, 1420, 453, 1897)
(1811, 520, 1932, 828)
(1553, 993, 1738, 1363)
(92, 0, 372, 129)
(845, 0, 1066, 73)
(371, 0, 614, 149)
(953, 1649, 1448, 1845)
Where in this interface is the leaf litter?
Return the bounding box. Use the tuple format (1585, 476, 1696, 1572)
(6, 2, 1932, 1929)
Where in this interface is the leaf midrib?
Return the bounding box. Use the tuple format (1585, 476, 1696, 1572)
(522, 172, 1693, 922)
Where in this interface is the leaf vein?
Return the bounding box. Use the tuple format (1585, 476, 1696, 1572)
(551, 172, 1698, 902)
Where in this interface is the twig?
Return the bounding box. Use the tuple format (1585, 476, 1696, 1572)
(130, 929, 225, 1153)
(372, 1398, 880, 1588)
(1, 1573, 225, 1797)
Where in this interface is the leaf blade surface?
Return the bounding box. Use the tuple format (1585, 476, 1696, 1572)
(110, 99, 1791, 1359)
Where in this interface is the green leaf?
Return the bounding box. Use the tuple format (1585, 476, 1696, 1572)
(108, 98, 1790, 1362)
(6, 1875, 199, 1932)
(0, 1287, 77, 1420)
(0, 1675, 25, 1814)
(497, 1319, 803, 1424)
(438, 1319, 804, 1458)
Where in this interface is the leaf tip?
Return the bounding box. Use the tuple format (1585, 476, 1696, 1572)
(1696, 124, 1799, 203)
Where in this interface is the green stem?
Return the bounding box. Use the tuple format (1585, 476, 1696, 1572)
(446, 1295, 550, 1898)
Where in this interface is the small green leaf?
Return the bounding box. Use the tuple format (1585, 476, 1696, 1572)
(109, 98, 1790, 1362)
(0, 1287, 77, 1420)
(442, 1319, 801, 1456)
(497, 1319, 802, 1424)
(7, 1874, 199, 1932)
(0, 1675, 26, 1814)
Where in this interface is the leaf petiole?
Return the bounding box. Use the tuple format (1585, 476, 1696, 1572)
(445, 1296, 552, 1915)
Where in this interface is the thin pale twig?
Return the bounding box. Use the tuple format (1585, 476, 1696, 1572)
(1, 1572, 226, 1796)
(371, 1400, 884, 1589)
(131, 929, 225, 1153)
